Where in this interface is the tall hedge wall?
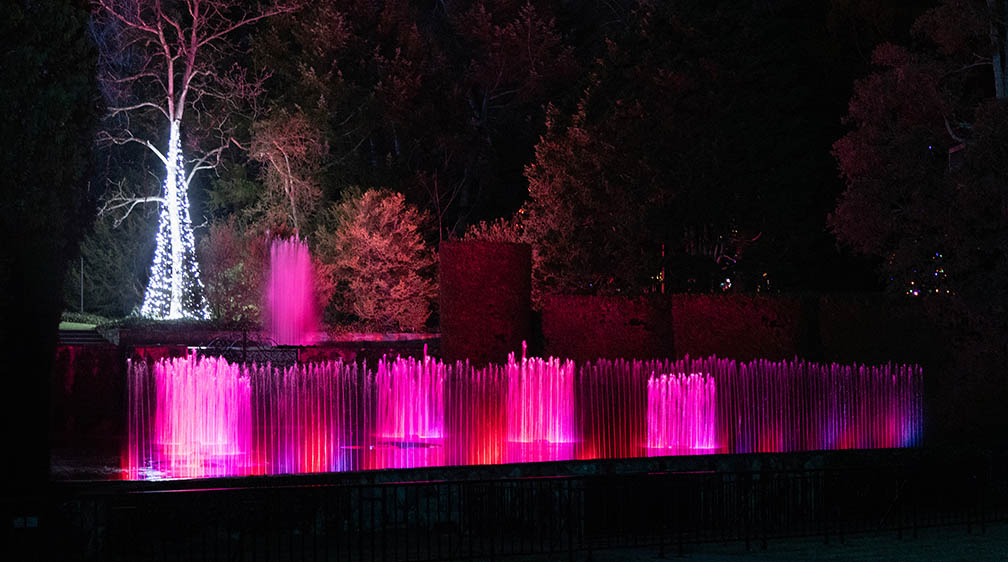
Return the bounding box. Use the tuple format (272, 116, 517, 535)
(542, 293, 945, 366)
(439, 241, 531, 364)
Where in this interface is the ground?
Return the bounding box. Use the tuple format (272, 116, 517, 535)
(506, 523, 1008, 561)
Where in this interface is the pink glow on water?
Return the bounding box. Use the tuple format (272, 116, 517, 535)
(265, 237, 317, 346)
(124, 354, 924, 480)
(646, 373, 718, 454)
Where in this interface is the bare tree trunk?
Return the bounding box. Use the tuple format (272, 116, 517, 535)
(166, 120, 185, 318)
(989, 0, 1008, 98)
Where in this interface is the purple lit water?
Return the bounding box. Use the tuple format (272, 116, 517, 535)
(124, 354, 924, 480)
(265, 237, 317, 346)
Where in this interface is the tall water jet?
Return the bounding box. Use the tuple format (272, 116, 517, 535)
(646, 373, 718, 454)
(265, 237, 318, 346)
(506, 353, 576, 454)
(375, 353, 446, 441)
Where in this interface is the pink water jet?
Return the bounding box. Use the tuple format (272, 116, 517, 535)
(506, 354, 576, 444)
(127, 355, 251, 479)
(646, 373, 718, 453)
(265, 237, 317, 346)
(375, 353, 446, 440)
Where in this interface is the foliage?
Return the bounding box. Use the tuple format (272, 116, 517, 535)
(61, 312, 113, 326)
(64, 0, 964, 323)
(463, 217, 524, 243)
(254, 0, 582, 237)
(64, 212, 152, 318)
(205, 161, 263, 222)
(514, 1, 886, 299)
(316, 188, 437, 331)
(831, 0, 1008, 440)
(522, 100, 660, 300)
(831, 0, 1008, 324)
(102, 315, 231, 331)
(1, 0, 98, 258)
(249, 109, 327, 233)
(197, 220, 266, 323)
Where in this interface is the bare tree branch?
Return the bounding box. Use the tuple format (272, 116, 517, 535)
(98, 179, 165, 227)
(196, 5, 299, 49)
(107, 101, 170, 119)
(96, 129, 169, 165)
(184, 139, 233, 189)
(95, 0, 159, 34)
(945, 115, 966, 143)
(250, 109, 324, 231)
(94, 0, 302, 223)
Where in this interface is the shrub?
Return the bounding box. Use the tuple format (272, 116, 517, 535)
(464, 217, 523, 243)
(316, 188, 437, 332)
(197, 220, 265, 323)
(60, 311, 112, 326)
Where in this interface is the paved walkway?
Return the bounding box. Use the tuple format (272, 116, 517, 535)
(506, 522, 1008, 561)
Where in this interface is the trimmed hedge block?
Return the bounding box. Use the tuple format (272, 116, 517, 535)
(439, 241, 531, 364)
(541, 294, 674, 361)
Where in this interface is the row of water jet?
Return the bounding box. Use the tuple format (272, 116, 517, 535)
(375, 354, 446, 441)
(716, 359, 923, 453)
(124, 353, 923, 480)
(505, 353, 576, 444)
(646, 373, 718, 454)
(577, 356, 923, 458)
(247, 360, 356, 475)
(126, 355, 252, 480)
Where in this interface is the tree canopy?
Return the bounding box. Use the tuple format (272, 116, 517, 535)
(73, 0, 1007, 327)
(832, 0, 1008, 333)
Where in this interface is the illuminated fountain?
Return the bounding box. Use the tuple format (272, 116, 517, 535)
(505, 352, 576, 462)
(248, 360, 352, 475)
(375, 353, 446, 441)
(646, 373, 718, 454)
(125, 354, 924, 480)
(369, 353, 448, 470)
(127, 355, 251, 480)
(265, 237, 317, 346)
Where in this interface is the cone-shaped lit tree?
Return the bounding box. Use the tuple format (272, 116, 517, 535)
(140, 120, 209, 318)
(94, 0, 299, 319)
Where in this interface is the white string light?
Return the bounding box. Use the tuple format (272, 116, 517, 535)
(140, 120, 211, 319)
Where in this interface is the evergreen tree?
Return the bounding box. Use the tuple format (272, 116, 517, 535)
(316, 188, 437, 331)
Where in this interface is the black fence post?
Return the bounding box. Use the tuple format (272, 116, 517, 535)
(979, 466, 987, 535)
(567, 479, 575, 562)
(761, 474, 768, 551)
(836, 471, 843, 544)
(678, 476, 685, 558)
(823, 470, 830, 545)
(912, 467, 918, 539)
(744, 473, 751, 552)
(897, 466, 904, 540)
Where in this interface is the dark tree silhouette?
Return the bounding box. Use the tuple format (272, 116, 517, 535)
(832, 0, 1008, 316)
(0, 0, 98, 511)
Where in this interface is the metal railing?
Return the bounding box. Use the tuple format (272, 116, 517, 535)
(48, 456, 1007, 561)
